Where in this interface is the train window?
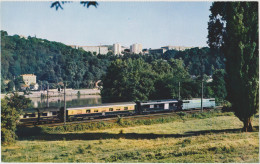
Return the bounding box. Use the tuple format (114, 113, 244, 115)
(155, 104, 162, 108)
(183, 101, 189, 103)
(116, 109, 120, 111)
(143, 105, 150, 108)
(86, 110, 91, 113)
(109, 108, 113, 111)
(124, 107, 128, 110)
(42, 113, 47, 116)
(29, 114, 36, 117)
(52, 111, 57, 115)
(23, 115, 27, 118)
(209, 100, 215, 101)
(94, 110, 98, 113)
(169, 103, 176, 106)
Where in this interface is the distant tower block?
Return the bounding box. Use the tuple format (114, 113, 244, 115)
(113, 43, 122, 55)
(130, 43, 142, 54)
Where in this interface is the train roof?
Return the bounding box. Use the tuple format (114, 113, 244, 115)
(139, 99, 178, 105)
(182, 98, 215, 100)
(67, 102, 136, 110)
(182, 98, 215, 102)
(23, 106, 60, 112)
(22, 108, 37, 113)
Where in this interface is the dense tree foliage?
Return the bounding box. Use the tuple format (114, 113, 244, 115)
(163, 47, 225, 76)
(211, 69, 227, 103)
(1, 30, 110, 89)
(119, 47, 225, 77)
(5, 92, 32, 113)
(1, 30, 226, 104)
(208, 2, 258, 131)
(101, 59, 156, 102)
(1, 99, 18, 145)
(1, 30, 225, 92)
(101, 58, 215, 103)
(150, 59, 190, 100)
(1, 93, 31, 145)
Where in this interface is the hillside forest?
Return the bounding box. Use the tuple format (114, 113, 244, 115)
(1, 30, 226, 103)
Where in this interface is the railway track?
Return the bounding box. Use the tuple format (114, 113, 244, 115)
(22, 106, 222, 127)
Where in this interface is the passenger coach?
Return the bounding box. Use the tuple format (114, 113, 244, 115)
(65, 102, 136, 121)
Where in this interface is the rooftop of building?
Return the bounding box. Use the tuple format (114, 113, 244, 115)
(80, 46, 108, 48)
(21, 74, 36, 76)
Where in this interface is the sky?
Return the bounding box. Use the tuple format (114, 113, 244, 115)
(1, 1, 212, 49)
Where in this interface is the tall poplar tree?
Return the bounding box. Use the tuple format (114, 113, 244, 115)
(208, 2, 258, 131)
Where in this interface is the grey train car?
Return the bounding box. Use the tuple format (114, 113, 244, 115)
(182, 98, 215, 110)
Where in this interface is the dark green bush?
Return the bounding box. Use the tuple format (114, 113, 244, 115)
(2, 94, 31, 145)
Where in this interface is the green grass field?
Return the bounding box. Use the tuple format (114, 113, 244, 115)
(2, 111, 259, 163)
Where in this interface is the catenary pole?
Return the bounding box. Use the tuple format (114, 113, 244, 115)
(178, 82, 180, 100)
(201, 80, 203, 112)
(47, 84, 49, 107)
(64, 82, 66, 125)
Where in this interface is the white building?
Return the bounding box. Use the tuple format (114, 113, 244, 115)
(130, 43, 143, 54)
(21, 74, 39, 90)
(113, 43, 122, 55)
(81, 46, 108, 55)
(21, 74, 37, 86)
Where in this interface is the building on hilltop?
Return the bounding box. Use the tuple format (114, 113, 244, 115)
(142, 49, 149, 55)
(68, 45, 79, 49)
(19, 35, 28, 39)
(81, 46, 108, 55)
(69, 45, 108, 55)
(149, 48, 167, 54)
(161, 45, 195, 51)
(113, 43, 122, 55)
(130, 43, 143, 54)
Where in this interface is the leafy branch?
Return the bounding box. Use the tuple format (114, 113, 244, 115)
(51, 1, 98, 10)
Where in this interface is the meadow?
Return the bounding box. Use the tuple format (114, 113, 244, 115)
(1, 110, 259, 163)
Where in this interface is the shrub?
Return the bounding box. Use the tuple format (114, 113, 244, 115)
(178, 112, 187, 117)
(116, 116, 124, 126)
(181, 138, 191, 147)
(77, 145, 86, 154)
(222, 101, 232, 112)
(183, 138, 191, 144)
(1, 99, 19, 145)
(86, 144, 92, 149)
(1, 93, 31, 145)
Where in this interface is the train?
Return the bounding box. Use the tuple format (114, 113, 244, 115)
(20, 98, 215, 123)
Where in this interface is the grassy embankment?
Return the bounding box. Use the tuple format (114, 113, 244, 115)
(2, 110, 259, 163)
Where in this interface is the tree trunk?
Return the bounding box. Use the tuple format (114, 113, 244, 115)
(242, 118, 253, 132)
